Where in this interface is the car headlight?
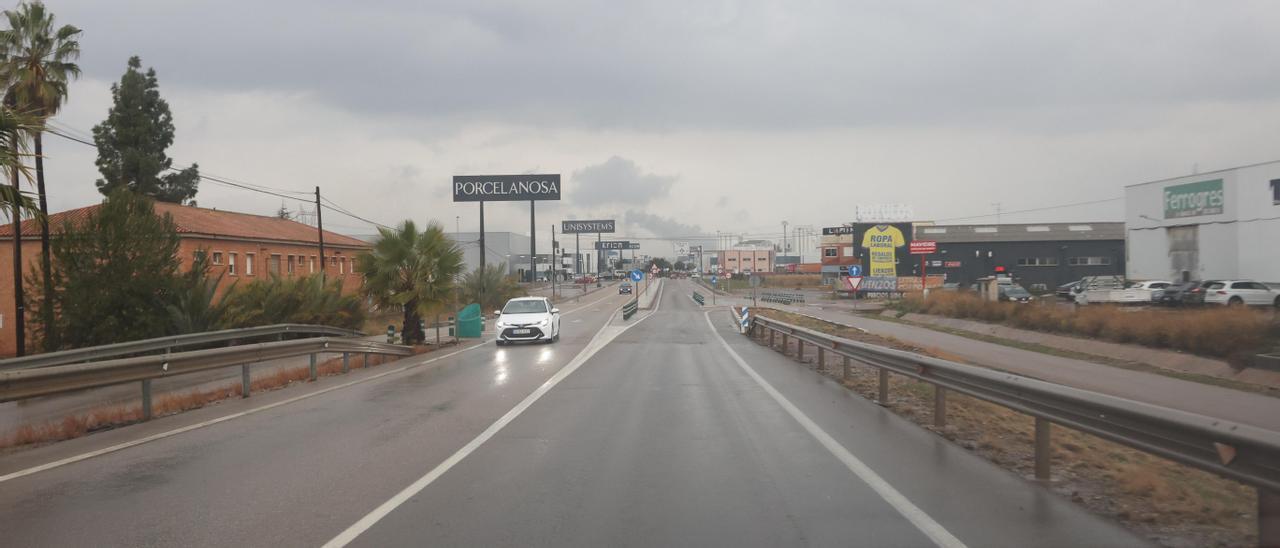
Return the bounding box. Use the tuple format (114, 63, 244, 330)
(495, 320, 507, 328)
(536, 318, 550, 327)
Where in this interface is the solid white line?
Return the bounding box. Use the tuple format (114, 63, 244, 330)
(0, 292, 625, 485)
(0, 343, 491, 485)
(702, 311, 967, 548)
(324, 285, 661, 547)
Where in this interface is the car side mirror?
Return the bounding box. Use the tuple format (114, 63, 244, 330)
(551, 308, 560, 314)
(493, 310, 501, 316)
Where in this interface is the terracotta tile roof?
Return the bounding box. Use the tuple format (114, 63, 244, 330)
(0, 201, 370, 248)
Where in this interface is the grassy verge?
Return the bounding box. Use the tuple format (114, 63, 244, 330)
(757, 308, 1258, 547)
(866, 311, 1280, 399)
(0, 347, 435, 453)
(893, 292, 1277, 361)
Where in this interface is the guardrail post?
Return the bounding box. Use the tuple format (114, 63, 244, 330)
(934, 387, 947, 428)
(309, 353, 318, 381)
(141, 379, 153, 421)
(817, 346, 825, 371)
(1261, 488, 1279, 548)
(1035, 417, 1052, 481)
(364, 352, 370, 368)
(781, 333, 789, 355)
(241, 364, 251, 398)
(769, 329, 775, 348)
(342, 352, 350, 374)
(797, 339, 805, 363)
(877, 369, 889, 405)
(842, 356, 851, 381)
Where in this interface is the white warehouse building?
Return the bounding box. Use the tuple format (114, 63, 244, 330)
(1125, 160, 1280, 285)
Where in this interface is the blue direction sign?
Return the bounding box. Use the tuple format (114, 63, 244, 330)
(710, 275, 718, 285)
(629, 269, 644, 282)
(848, 265, 862, 277)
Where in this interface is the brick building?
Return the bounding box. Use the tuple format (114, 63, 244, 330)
(716, 245, 776, 274)
(0, 202, 370, 357)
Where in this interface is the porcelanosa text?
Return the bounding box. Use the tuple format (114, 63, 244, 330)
(455, 179, 559, 197)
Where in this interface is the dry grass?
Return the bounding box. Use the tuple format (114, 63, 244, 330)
(897, 291, 1276, 360)
(757, 308, 1257, 547)
(0, 347, 434, 453)
(761, 274, 825, 289)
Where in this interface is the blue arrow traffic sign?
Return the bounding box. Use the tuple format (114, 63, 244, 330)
(630, 269, 644, 282)
(710, 275, 718, 285)
(848, 265, 862, 277)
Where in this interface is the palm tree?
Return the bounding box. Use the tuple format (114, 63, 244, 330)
(0, 100, 37, 355)
(461, 263, 525, 313)
(0, 1, 81, 352)
(358, 221, 465, 345)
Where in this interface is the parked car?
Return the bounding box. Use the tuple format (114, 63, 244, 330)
(1125, 280, 1172, 302)
(1201, 280, 1279, 307)
(1156, 280, 1208, 306)
(1056, 280, 1081, 300)
(619, 282, 633, 295)
(690, 273, 701, 279)
(999, 285, 1034, 303)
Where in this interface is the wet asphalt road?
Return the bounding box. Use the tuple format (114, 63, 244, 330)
(0, 280, 1144, 547)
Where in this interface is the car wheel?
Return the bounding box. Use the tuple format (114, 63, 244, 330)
(495, 340, 505, 346)
(1228, 297, 1244, 307)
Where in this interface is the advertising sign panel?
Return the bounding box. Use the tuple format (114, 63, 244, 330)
(855, 222, 913, 280)
(595, 240, 631, 250)
(1164, 179, 1224, 219)
(909, 240, 937, 255)
(453, 174, 561, 202)
(860, 277, 898, 292)
(561, 219, 616, 233)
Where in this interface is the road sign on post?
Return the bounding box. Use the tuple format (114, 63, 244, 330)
(909, 240, 937, 298)
(629, 269, 643, 283)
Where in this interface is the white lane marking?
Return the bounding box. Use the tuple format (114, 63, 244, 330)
(702, 311, 967, 548)
(324, 283, 662, 547)
(0, 343, 491, 485)
(0, 291, 625, 484)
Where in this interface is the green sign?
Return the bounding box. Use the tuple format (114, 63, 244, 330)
(1164, 179, 1224, 219)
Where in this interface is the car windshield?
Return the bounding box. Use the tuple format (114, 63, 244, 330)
(502, 300, 547, 314)
(4, 6, 1274, 548)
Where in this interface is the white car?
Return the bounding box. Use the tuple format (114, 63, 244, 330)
(494, 297, 561, 345)
(1201, 280, 1280, 307)
(1126, 280, 1172, 302)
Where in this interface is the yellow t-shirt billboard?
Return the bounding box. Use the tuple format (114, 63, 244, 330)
(859, 223, 909, 278)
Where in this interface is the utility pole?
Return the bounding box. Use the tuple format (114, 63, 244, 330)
(315, 186, 326, 281)
(992, 202, 1002, 225)
(479, 201, 486, 307)
(781, 220, 788, 264)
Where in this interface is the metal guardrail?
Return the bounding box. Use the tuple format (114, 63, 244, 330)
(0, 337, 412, 420)
(747, 314, 1280, 500)
(760, 291, 806, 305)
(0, 324, 364, 371)
(622, 300, 639, 320)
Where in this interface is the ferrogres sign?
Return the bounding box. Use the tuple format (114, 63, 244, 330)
(1163, 179, 1224, 219)
(561, 219, 616, 233)
(452, 174, 561, 202)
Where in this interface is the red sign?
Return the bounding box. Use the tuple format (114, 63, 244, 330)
(909, 240, 937, 255)
(944, 261, 962, 268)
(843, 276, 862, 291)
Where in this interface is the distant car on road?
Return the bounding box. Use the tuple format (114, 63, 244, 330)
(619, 282, 633, 295)
(494, 297, 560, 345)
(574, 275, 596, 284)
(690, 273, 701, 279)
(1201, 280, 1279, 307)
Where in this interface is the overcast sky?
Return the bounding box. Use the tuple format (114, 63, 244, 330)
(32, 0, 1280, 256)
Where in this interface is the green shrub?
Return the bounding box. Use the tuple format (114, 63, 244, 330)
(219, 275, 366, 331)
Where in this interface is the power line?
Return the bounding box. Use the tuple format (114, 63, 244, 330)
(44, 126, 394, 230)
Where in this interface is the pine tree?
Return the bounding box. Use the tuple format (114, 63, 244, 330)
(92, 56, 198, 203)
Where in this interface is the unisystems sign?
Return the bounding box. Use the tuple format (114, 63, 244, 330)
(452, 174, 561, 202)
(561, 220, 616, 233)
(1164, 179, 1224, 219)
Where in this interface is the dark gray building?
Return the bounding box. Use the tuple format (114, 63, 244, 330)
(915, 222, 1125, 292)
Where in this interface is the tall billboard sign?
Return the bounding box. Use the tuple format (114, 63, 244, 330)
(851, 222, 914, 292)
(452, 174, 561, 202)
(561, 219, 616, 233)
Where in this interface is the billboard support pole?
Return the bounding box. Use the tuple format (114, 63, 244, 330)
(529, 200, 536, 284)
(478, 201, 485, 308)
(921, 255, 927, 300)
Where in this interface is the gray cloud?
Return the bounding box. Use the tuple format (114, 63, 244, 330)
(53, 1, 1280, 133)
(624, 210, 704, 238)
(570, 156, 676, 207)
